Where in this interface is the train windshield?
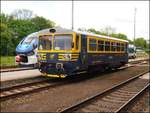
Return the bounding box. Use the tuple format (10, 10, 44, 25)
(128, 48, 135, 53)
(54, 35, 72, 50)
(22, 36, 35, 44)
(38, 36, 52, 50)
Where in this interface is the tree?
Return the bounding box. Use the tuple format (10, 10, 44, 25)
(134, 38, 147, 49)
(31, 16, 55, 30)
(87, 28, 101, 35)
(128, 39, 133, 44)
(0, 12, 56, 56)
(0, 23, 15, 56)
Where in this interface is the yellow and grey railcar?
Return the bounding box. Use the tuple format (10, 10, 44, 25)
(37, 27, 128, 78)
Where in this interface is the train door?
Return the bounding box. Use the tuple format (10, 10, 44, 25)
(80, 34, 88, 69)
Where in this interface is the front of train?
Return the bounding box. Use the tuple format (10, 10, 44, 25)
(128, 44, 136, 59)
(15, 32, 38, 66)
(37, 28, 80, 78)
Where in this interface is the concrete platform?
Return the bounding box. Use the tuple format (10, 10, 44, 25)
(139, 73, 150, 80)
(1, 69, 41, 82)
(128, 57, 149, 62)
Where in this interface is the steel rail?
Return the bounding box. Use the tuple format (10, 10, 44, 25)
(0, 78, 50, 91)
(115, 83, 149, 113)
(0, 79, 69, 101)
(60, 71, 149, 113)
(0, 60, 135, 91)
(0, 61, 148, 102)
(0, 65, 130, 100)
(1, 67, 36, 73)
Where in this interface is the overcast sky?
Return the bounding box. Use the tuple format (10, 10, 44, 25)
(1, 1, 149, 41)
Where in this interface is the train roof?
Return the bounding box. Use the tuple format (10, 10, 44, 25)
(38, 27, 128, 43)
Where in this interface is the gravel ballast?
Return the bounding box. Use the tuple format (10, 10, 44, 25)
(1, 65, 149, 112)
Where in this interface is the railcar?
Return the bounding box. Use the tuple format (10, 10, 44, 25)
(37, 27, 128, 78)
(15, 32, 38, 67)
(128, 44, 136, 59)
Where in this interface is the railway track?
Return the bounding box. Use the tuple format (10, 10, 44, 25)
(0, 66, 132, 101)
(0, 61, 148, 102)
(0, 67, 36, 73)
(0, 78, 69, 101)
(60, 71, 149, 113)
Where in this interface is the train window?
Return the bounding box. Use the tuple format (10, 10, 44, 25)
(89, 38, 97, 51)
(117, 43, 120, 51)
(38, 36, 52, 50)
(111, 42, 116, 51)
(105, 41, 110, 51)
(76, 34, 79, 50)
(22, 36, 34, 44)
(121, 43, 125, 51)
(98, 40, 104, 51)
(54, 35, 72, 50)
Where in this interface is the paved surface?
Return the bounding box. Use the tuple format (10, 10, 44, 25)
(128, 57, 149, 62)
(1, 69, 41, 82)
(139, 73, 149, 80)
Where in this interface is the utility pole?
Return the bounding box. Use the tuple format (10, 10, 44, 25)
(72, 0, 74, 30)
(134, 7, 137, 46)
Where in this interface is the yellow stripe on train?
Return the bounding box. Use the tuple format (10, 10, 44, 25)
(42, 73, 66, 78)
(58, 59, 78, 61)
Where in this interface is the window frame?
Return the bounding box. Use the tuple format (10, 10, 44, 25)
(111, 42, 117, 51)
(98, 40, 105, 51)
(105, 41, 111, 51)
(37, 33, 78, 52)
(38, 35, 53, 50)
(54, 34, 73, 50)
(88, 37, 97, 52)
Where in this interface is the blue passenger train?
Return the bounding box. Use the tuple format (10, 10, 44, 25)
(37, 27, 128, 78)
(15, 32, 38, 66)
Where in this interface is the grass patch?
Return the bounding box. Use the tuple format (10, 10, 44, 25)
(0, 56, 17, 67)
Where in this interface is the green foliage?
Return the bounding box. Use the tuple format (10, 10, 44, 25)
(87, 28, 102, 35)
(0, 23, 15, 56)
(31, 16, 55, 30)
(0, 10, 55, 56)
(134, 38, 147, 49)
